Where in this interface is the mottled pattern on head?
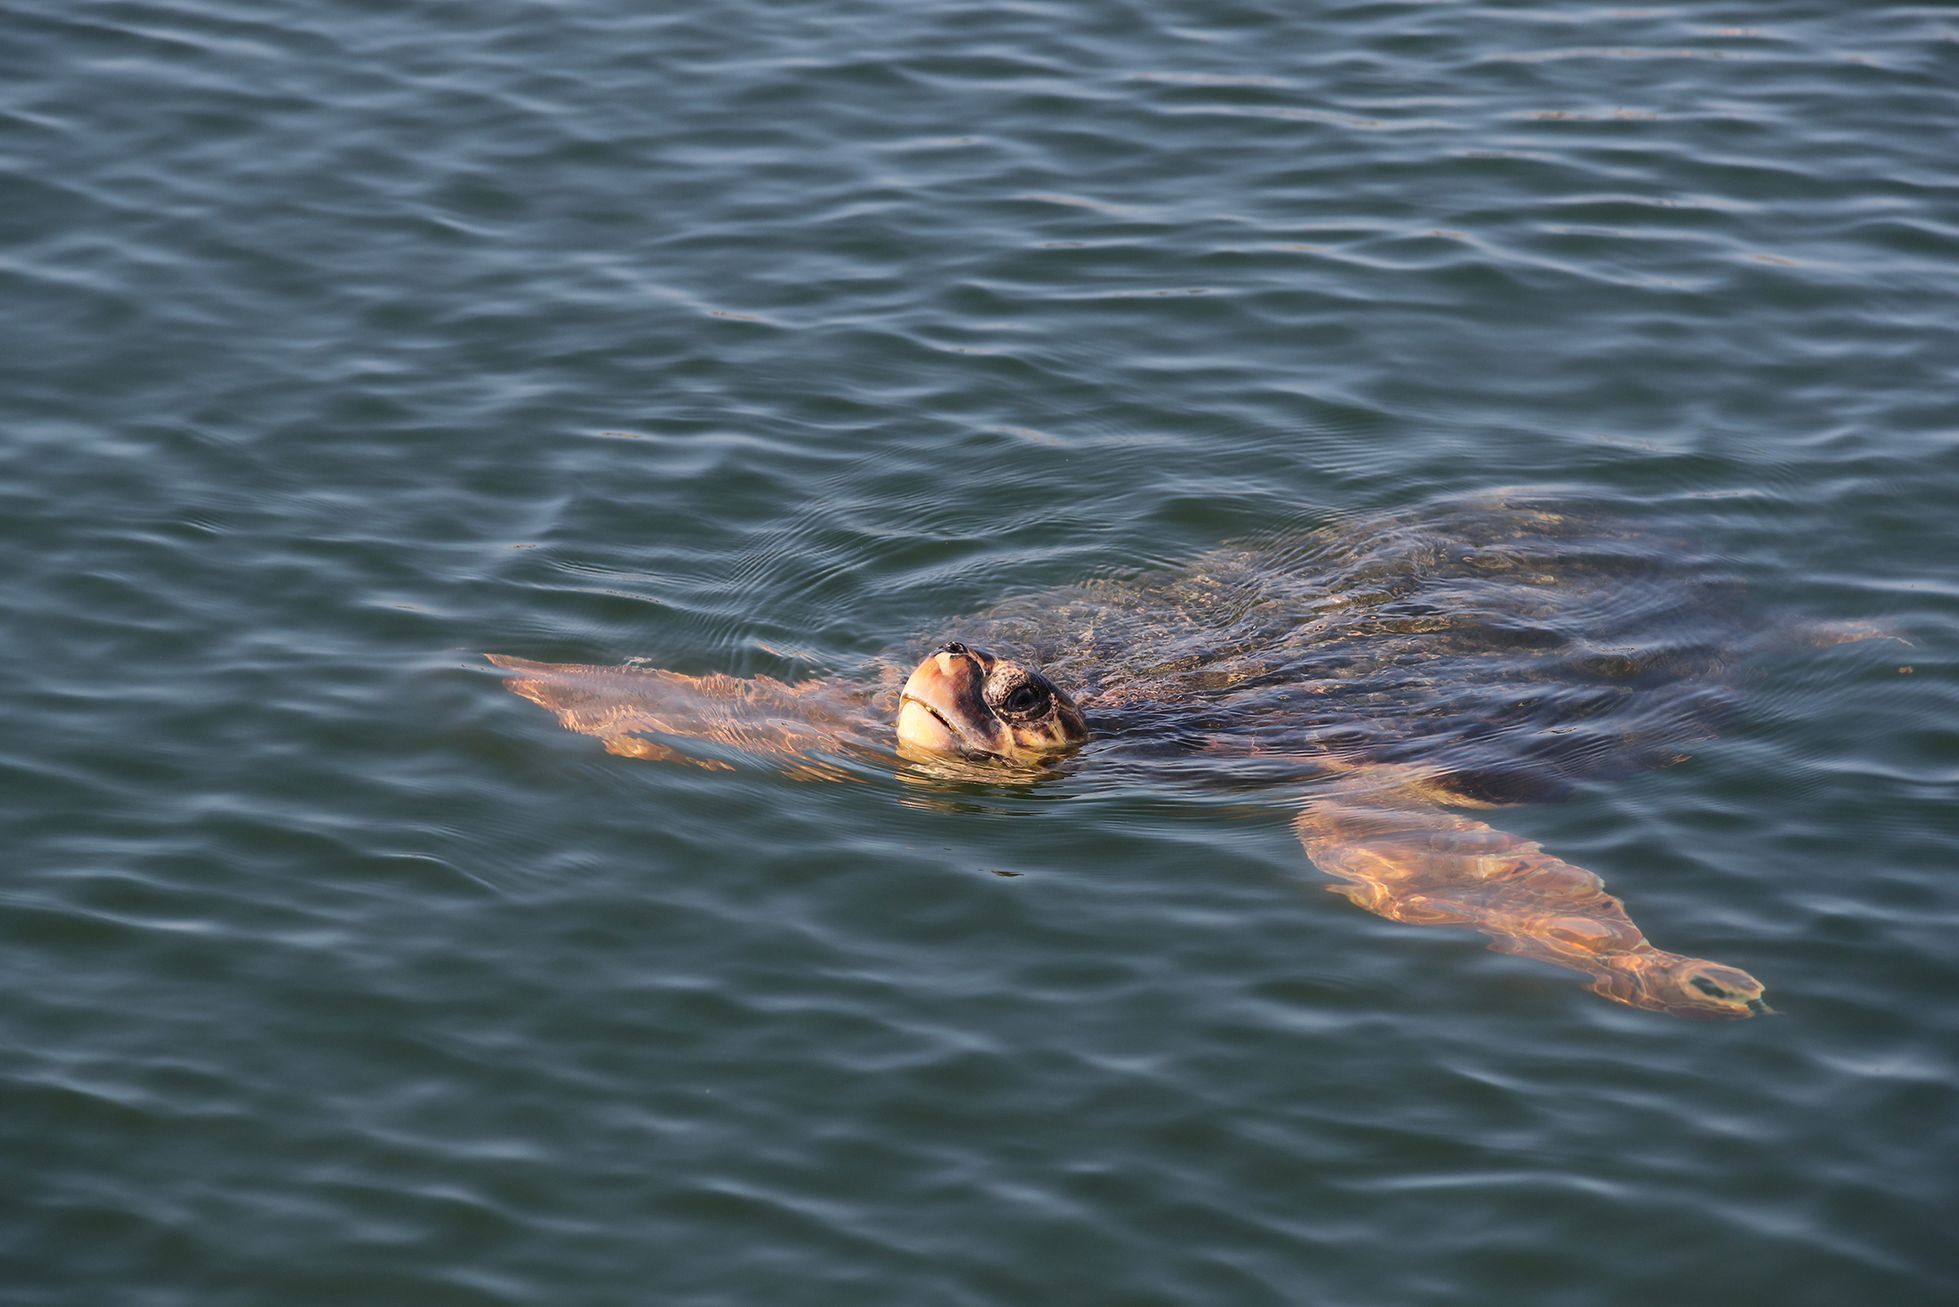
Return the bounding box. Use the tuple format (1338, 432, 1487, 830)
(896, 641, 1086, 763)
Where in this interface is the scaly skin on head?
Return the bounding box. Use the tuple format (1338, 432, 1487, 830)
(896, 642, 1087, 763)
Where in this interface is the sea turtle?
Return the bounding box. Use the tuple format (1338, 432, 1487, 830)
(490, 494, 1863, 1019)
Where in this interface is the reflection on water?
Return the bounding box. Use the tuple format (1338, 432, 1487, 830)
(495, 495, 1829, 1020)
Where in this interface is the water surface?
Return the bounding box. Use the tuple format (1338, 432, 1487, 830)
(3, 1, 1956, 1303)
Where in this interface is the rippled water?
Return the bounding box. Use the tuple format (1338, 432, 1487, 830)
(4, 1, 1956, 1302)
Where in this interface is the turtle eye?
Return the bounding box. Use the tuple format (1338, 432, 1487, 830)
(1001, 683, 1046, 715)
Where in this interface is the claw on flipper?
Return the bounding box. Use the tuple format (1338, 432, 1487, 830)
(1589, 951, 1770, 1020)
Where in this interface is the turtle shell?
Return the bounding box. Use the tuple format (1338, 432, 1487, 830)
(920, 494, 1756, 798)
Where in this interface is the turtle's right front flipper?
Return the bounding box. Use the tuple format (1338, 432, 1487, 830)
(487, 654, 874, 780)
(1294, 768, 1769, 1018)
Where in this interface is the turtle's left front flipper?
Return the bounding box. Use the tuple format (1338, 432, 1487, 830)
(1294, 768, 1768, 1018)
(487, 654, 874, 780)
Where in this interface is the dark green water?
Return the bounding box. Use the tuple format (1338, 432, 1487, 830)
(4, 1, 1956, 1302)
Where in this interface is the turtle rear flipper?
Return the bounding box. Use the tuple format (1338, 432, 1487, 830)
(1295, 767, 1768, 1018)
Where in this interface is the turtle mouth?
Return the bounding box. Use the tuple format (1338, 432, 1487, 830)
(897, 644, 1006, 758)
(898, 691, 998, 758)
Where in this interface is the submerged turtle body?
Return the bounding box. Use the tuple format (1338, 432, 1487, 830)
(492, 495, 1802, 1019)
(930, 497, 1750, 794)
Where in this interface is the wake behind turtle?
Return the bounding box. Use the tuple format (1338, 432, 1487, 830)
(490, 494, 1842, 1018)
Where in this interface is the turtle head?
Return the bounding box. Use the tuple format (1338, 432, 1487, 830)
(897, 642, 1087, 764)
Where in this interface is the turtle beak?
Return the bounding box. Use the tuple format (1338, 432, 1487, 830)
(897, 644, 1007, 757)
